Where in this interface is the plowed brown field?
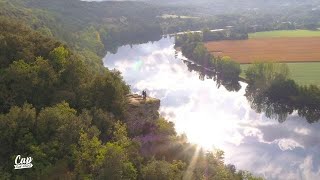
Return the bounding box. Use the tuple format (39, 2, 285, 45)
(204, 37, 320, 64)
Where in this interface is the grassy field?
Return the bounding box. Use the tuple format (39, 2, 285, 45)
(240, 62, 320, 86)
(205, 30, 320, 86)
(204, 37, 320, 63)
(249, 30, 320, 38)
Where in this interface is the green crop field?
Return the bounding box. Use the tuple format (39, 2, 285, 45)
(240, 30, 320, 86)
(249, 30, 320, 39)
(240, 62, 320, 86)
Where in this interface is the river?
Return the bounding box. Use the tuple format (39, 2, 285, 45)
(103, 37, 320, 180)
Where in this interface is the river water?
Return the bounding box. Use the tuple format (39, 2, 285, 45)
(103, 37, 320, 180)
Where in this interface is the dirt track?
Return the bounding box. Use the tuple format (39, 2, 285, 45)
(204, 37, 320, 64)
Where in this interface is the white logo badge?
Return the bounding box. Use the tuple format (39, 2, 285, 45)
(14, 155, 33, 170)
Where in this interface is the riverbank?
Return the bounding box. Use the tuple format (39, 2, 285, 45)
(176, 47, 249, 84)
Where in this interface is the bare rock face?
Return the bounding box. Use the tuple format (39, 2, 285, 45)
(124, 94, 160, 135)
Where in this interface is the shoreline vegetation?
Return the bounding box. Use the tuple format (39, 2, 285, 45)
(175, 31, 320, 123)
(175, 31, 243, 92)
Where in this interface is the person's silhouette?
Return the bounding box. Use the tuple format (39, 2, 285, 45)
(142, 90, 147, 100)
(141, 90, 145, 100)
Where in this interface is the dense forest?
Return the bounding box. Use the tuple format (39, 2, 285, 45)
(0, 0, 163, 55)
(0, 12, 263, 180)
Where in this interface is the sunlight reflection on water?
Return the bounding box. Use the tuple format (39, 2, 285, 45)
(103, 37, 320, 180)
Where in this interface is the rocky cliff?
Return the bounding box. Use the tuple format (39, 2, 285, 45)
(124, 94, 160, 135)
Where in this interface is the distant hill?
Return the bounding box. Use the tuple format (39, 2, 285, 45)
(0, 0, 163, 54)
(145, 0, 320, 14)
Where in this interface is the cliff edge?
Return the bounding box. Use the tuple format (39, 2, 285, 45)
(124, 94, 160, 135)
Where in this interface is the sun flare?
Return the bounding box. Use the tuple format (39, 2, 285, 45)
(174, 110, 237, 150)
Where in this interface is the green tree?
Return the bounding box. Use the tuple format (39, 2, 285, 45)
(142, 160, 185, 180)
(36, 102, 83, 161)
(76, 26, 104, 55)
(90, 70, 130, 117)
(217, 56, 241, 81)
(245, 62, 290, 89)
(112, 121, 131, 148)
(0, 58, 59, 111)
(97, 143, 137, 180)
(0, 104, 36, 174)
(49, 45, 70, 71)
(0, 17, 62, 69)
(73, 132, 107, 179)
(0, 60, 35, 111)
(90, 108, 115, 142)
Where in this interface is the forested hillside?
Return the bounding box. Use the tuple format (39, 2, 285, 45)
(1, 0, 235, 53)
(0, 0, 163, 55)
(1, 0, 319, 56)
(0, 16, 263, 179)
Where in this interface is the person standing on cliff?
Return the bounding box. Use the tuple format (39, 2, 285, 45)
(142, 90, 147, 100)
(142, 90, 146, 100)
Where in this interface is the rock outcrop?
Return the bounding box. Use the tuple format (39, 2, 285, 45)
(124, 94, 160, 135)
